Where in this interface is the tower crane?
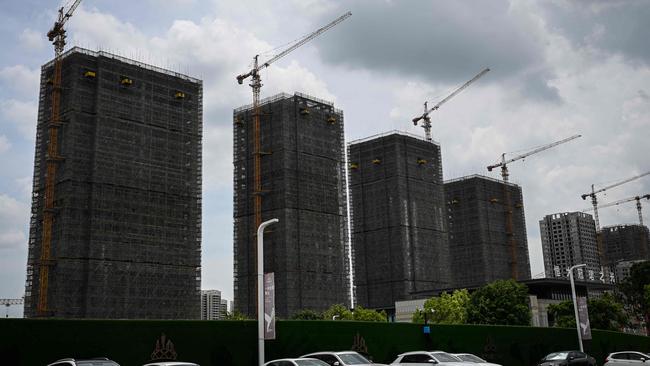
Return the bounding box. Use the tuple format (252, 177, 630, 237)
(236, 11, 350, 230)
(583, 194, 650, 226)
(581, 171, 650, 231)
(487, 134, 581, 183)
(486, 134, 581, 280)
(38, 0, 83, 316)
(412, 68, 490, 142)
(235, 12, 351, 309)
(1, 298, 24, 318)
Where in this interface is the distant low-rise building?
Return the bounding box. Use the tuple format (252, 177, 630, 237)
(615, 259, 648, 281)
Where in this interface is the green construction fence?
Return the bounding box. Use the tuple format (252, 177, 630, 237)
(0, 319, 648, 366)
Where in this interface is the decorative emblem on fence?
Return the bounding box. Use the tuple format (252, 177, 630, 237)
(150, 333, 178, 361)
(351, 332, 368, 355)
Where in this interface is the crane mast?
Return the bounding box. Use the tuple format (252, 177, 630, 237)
(235, 12, 351, 312)
(581, 171, 650, 231)
(37, 0, 83, 316)
(412, 68, 489, 142)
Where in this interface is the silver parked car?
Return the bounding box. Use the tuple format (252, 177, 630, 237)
(390, 351, 471, 366)
(605, 352, 650, 366)
(302, 351, 386, 366)
(142, 362, 199, 366)
(265, 358, 330, 366)
(452, 353, 502, 366)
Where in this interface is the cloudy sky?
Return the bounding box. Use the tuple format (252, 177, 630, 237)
(1, 0, 649, 317)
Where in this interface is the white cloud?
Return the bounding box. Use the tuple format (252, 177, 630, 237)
(19, 28, 47, 51)
(0, 99, 38, 141)
(0, 64, 40, 98)
(0, 135, 10, 153)
(202, 125, 233, 191)
(0, 194, 29, 251)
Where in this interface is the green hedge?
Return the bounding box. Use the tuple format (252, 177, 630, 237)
(1, 319, 648, 366)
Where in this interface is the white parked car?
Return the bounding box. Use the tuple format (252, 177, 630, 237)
(452, 353, 501, 366)
(605, 352, 650, 366)
(302, 351, 386, 366)
(390, 351, 471, 366)
(48, 358, 120, 366)
(142, 362, 199, 366)
(265, 358, 330, 366)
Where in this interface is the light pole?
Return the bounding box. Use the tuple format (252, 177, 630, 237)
(258, 218, 278, 366)
(568, 263, 587, 352)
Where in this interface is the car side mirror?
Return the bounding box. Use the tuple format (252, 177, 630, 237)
(568, 356, 575, 361)
(333, 362, 340, 366)
(641, 358, 647, 362)
(427, 360, 437, 364)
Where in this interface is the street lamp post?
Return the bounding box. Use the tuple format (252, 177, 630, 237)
(258, 218, 279, 366)
(568, 263, 587, 352)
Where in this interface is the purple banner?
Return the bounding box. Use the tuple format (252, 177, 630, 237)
(577, 297, 592, 340)
(264, 272, 276, 340)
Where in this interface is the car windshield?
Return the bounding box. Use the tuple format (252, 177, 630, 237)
(545, 353, 569, 361)
(296, 360, 330, 366)
(457, 354, 486, 363)
(433, 353, 461, 363)
(338, 353, 371, 365)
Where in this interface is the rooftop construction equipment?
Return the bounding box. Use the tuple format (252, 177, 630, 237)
(581, 171, 650, 231)
(583, 194, 650, 226)
(37, 0, 82, 316)
(486, 134, 581, 280)
(235, 12, 351, 312)
(412, 68, 489, 142)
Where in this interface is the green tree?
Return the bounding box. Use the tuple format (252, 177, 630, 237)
(466, 279, 531, 325)
(547, 301, 576, 328)
(548, 293, 628, 331)
(412, 289, 470, 324)
(352, 306, 387, 322)
(225, 310, 249, 320)
(323, 304, 353, 320)
(291, 309, 323, 320)
(321, 304, 386, 322)
(618, 261, 650, 333)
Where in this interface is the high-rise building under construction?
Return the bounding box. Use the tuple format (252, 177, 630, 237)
(601, 224, 650, 263)
(445, 175, 531, 288)
(348, 131, 451, 310)
(233, 92, 349, 317)
(24, 47, 202, 319)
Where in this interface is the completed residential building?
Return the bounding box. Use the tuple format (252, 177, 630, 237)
(540, 212, 602, 282)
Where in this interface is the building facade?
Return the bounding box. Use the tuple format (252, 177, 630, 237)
(348, 131, 451, 310)
(601, 224, 650, 264)
(540, 212, 602, 282)
(233, 92, 349, 318)
(201, 290, 227, 320)
(444, 175, 531, 288)
(24, 48, 202, 319)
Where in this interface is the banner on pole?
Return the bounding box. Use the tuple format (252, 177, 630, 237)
(264, 272, 276, 340)
(577, 297, 592, 340)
